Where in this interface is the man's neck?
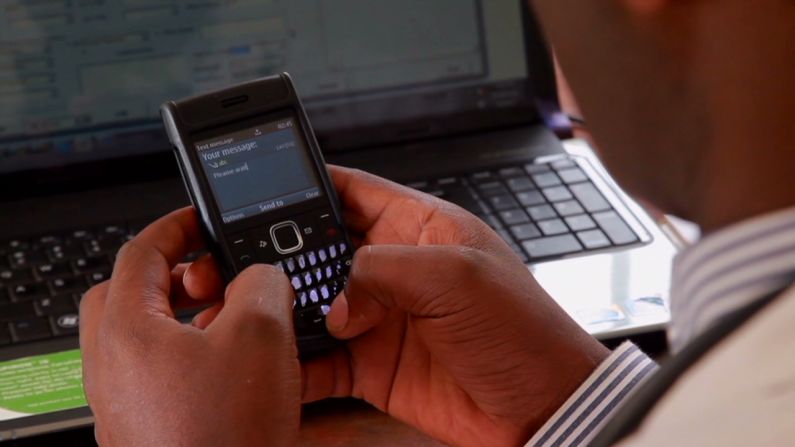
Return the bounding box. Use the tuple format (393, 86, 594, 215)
(696, 120, 795, 234)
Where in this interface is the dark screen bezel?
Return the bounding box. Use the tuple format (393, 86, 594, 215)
(0, 1, 558, 201)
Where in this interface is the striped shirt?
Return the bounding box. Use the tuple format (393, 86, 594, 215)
(526, 207, 795, 447)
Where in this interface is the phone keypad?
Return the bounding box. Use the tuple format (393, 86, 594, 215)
(276, 240, 352, 314)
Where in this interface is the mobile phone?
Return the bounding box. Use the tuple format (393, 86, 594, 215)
(160, 73, 353, 356)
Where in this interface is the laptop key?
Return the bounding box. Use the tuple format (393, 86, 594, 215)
(558, 168, 589, 184)
(86, 270, 111, 285)
(100, 225, 127, 237)
(11, 282, 50, 301)
(565, 214, 598, 231)
(570, 183, 611, 213)
(552, 159, 577, 170)
(488, 195, 520, 211)
(577, 230, 612, 250)
(73, 256, 111, 273)
(532, 172, 563, 187)
(47, 244, 84, 262)
(527, 204, 557, 221)
(525, 163, 552, 174)
(440, 185, 483, 213)
(9, 250, 46, 269)
(593, 211, 639, 245)
(38, 235, 62, 246)
(477, 181, 509, 197)
(542, 186, 574, 203)
(506, 177, 535, 193)
(522, 235, 583, 258)
(538, 219, 570, 236)
(554, 200, 585, 216)
(11, 317, 52, 342)
(469, 171, 494, 183)
(498, 167, 524, 178)
(35, 261, 72, 279)
(0, 267, 34, 284)
(515, 190, 546, 207)
(68, 229, 94, 241)
(0, 288, 8, 303)
(510, 223, 542, 241)
(2, 239, 29, 253)
(36, 295, 77, 316)
(85, 238, 124, 256)
(499, 209, 530, 225)
(51, 277, 87, 295)
(0, 302, 37, 321)
(51, 313, 80, 336)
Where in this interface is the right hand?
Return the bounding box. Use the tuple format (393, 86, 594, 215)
(297, 167, 610, 446)
(182, 166, 609, 446)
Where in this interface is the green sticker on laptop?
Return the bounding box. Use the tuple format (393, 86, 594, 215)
(0, 350, 86, 421)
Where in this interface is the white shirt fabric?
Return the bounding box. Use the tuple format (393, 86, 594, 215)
(526, 207, 795, 447)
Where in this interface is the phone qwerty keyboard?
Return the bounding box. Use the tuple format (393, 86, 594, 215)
(406, 156, 643, 263)
(275, 241, 352, 317)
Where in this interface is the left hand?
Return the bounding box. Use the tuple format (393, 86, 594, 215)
(80, 208, 301, 447)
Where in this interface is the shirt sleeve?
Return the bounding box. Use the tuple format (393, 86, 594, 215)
(525, 342, 658, 447)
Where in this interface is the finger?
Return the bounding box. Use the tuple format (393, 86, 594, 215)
(169, 263, 196, 308)
(328, 165, 436, 233)
(327, 245, 478, 340)
(207, 264, 297, 355)
(104, 207, 204, 322)
(191, 302, 224, 330)
(79, 281, 110, 348)
(300, 348, 353, 403)
(182, 253, 225, 301)
(132, 207, 205, 268)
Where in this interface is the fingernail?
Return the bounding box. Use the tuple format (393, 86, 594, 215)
(326, 295, 349, 333)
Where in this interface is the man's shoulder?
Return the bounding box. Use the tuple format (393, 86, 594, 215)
(620, 284, 795, 447)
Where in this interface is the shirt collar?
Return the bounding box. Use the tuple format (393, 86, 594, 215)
(668, 207, 795, 353)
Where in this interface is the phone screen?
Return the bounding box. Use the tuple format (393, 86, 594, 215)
(193, 115, 324, 225)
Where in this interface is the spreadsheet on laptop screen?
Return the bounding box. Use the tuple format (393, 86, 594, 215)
(0, 0, 530, 173)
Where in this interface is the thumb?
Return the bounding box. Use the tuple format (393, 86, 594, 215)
(208, 264, 297, 355)
(327, 245, 482, 339)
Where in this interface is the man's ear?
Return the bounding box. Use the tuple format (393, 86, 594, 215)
(622, 0, 667, 15)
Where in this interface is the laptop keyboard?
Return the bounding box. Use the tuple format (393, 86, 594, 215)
(0, 156, 642, 346)
(405, 156, 643, 263)
(0, 223, 150, 345)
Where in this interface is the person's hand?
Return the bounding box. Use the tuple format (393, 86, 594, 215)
(80, 208, 301, 447)
(303, 167, 610, 446)
(182, 166, 609, 447)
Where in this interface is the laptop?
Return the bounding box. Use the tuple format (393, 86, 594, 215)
(0, 0, 679, 440)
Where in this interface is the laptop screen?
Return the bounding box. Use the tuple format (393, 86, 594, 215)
(0, 0, 534, 175)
